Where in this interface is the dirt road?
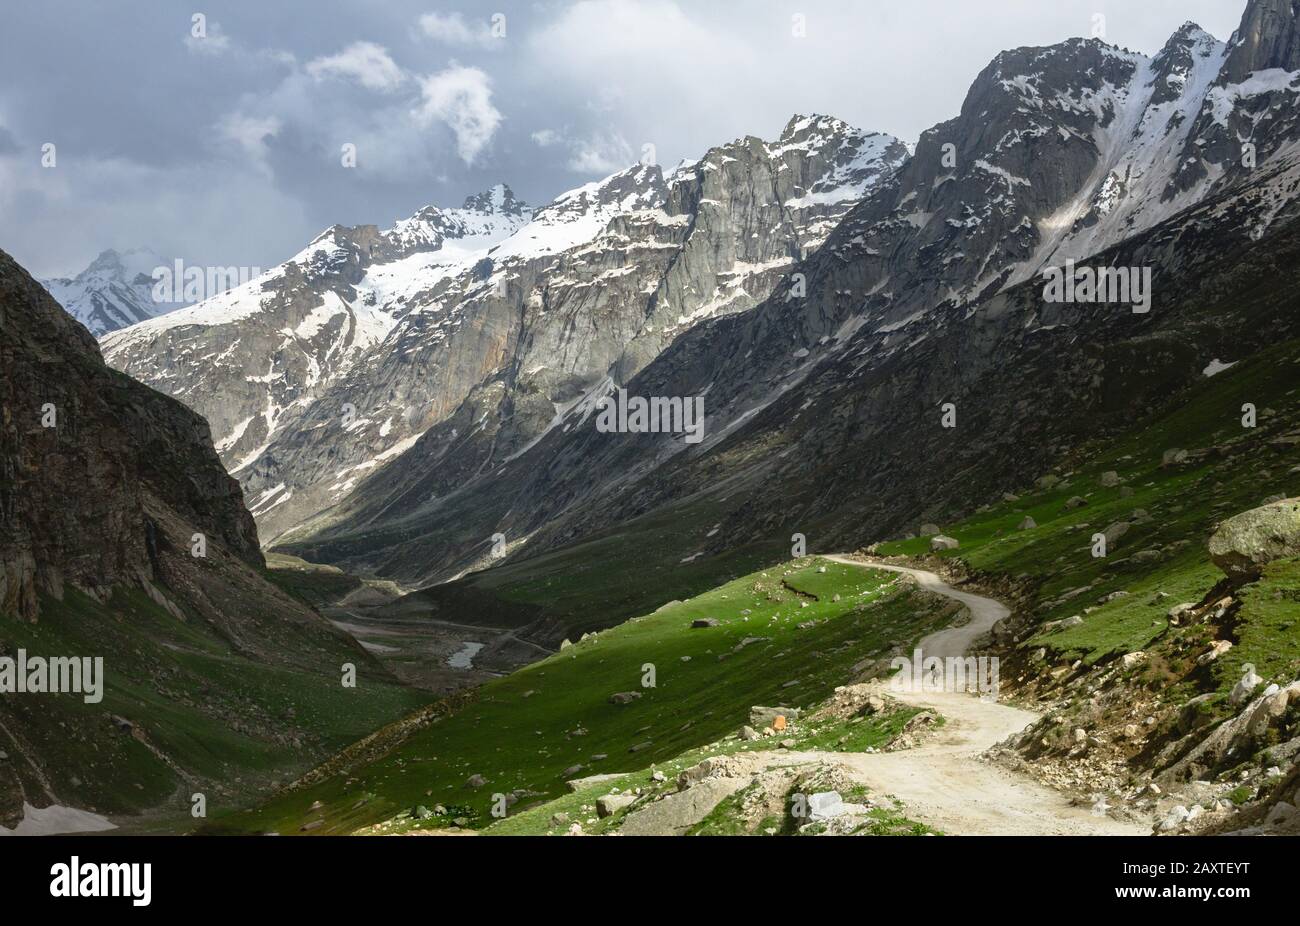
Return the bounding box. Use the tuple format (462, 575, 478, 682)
(797, 555, 1150, 835)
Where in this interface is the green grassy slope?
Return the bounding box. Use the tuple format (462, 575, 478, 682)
(383, 497, 791, 640)
(218, 558, 958, 834)
(0, 580, 428, 828)
(876, 336, 1300, 698)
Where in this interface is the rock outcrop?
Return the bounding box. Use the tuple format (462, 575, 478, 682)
(2, 247, 261, 620)
(1209, 497, 1300, 577)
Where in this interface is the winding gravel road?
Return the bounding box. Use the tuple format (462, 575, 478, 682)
(800, 555, 1150, 836)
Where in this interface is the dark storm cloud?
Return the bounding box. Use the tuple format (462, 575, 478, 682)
(0, 0, 1246, 277)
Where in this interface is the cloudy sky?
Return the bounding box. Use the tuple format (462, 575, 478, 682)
(0, 0, 1248, 278)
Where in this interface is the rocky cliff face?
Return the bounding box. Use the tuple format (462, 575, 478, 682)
(1, 247, 261, 620)
(276, 2, 1300, 597)
(254, 117, 905, 546)
(1221, 0, 1300, 82)
(2, 246, 420, 828)
(104, 119, 907, 544)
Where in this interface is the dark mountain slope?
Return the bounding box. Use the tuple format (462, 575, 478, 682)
(278, 4, 1300, 605)
(0, 248, 425, 830)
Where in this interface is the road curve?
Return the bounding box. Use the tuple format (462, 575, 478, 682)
(805, 554, 1149, 836)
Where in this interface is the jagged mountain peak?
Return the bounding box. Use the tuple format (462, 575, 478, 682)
(382, 187, 532, 260)
(1170, 20, 1216, 41)
(488, 163, 668, 261)
(41, 246, 185, 337)
(778, 113, 862, 144)
(1155, 21, 1223, 64)
(50, 246, 158, 282)
(81, 246, 158, 278)
(461, 183, 528, 216)
(553, 162, 666, 210)
(1149, 22, 1228, 106)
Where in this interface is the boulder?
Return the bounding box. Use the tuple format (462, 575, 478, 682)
(620, 777, 749, 836)
(1018, 516, 1037, 531)
(1102, 521, 1131, 549)
(919, 523, 943, 536)
(1246, 688, 1289, 736)
(1065, 496, 1089, 510)
(1265, 802, 1297, 827)
(1208, 498, 1300, 578)
(807, 791, 847, 820)
(565, 772, 623, 793)
(609, 691, 642, 705)
(1161, 449, 1189, 467)
(1100, 471, 1122, 487)
(596, 793, 637, 818)
(691, 618, 720, 628)
(1158, 805, 1190, 832)
(930, 535, 960, 552)
(465, 774, 486, 789)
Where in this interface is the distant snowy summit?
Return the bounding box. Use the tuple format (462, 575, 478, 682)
(42, 248, 189, 337)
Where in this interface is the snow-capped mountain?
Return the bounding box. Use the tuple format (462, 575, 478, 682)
(101, 185, 534, 480)
(42, 248, 187, 336)
(272, 0, 1300, 592)
(249, 117, 906, 541)
(105, 118, 908, 542)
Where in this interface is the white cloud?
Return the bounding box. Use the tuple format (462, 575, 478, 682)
(412, 65, 502, 165)
(529, 126, 636, 175)
(523, 0, 758, 165)
(417, 12, 501, 48)
(218, 113, 282, 169)
(184, 18, 231, 56)
(306, 41, 407, 92)
(567, 132, 634, 174)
